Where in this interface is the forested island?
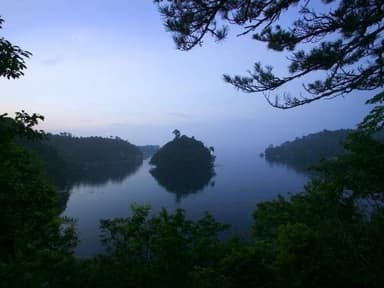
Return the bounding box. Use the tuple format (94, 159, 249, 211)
(20, 133, 143, 188)
(265, 129, 384, 171)
(149, 132, 215, 200)
(150, 132, 215, 171)
(264, 129, 353, 171)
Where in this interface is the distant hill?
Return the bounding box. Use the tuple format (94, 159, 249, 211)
(20, 134, 143, 189)
(264, 129, 354, 171)
(138, 145, 160, 159)
(150, 135, 214, 171)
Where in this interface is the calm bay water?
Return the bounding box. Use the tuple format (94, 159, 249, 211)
(62, 148, 308, 258)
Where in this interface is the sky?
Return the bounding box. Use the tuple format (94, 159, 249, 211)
(1, 0, 373, 150)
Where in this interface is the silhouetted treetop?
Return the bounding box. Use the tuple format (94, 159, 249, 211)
(173, 128, 181, 139)
(0, 111, 45, 143)
(154, 0, 384, 108)
(359, 91, 384, 133)
(0, 17, 31, 79)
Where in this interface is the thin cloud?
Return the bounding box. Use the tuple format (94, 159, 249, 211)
(40, 56, 62, 66)
(167, 112, 192, 119)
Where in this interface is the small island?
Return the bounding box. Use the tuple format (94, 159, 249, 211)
(150, 130, 215, 171)
(149, 130, 215, 200)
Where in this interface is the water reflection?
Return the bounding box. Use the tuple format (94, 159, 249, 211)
(265, 158, 315, 175)
(56, 161, 142, 188)
(150, 167, 215, 202)
(55, 161, 143, 212)
(63, 152, 310, 258)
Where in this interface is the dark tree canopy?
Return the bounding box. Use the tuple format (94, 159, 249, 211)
(154, 0, 384, 108)
(150, 134, 215, 170)
(173, 128, 181, 138)
(20, 134, 143, 190)
(265, 129, 354, 170)
(0, 17, 31, 79)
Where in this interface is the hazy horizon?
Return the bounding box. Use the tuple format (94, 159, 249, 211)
(2, 0, 373, 148)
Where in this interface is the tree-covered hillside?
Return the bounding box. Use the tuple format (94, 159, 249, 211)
(47, 134, 142, 165)
(150, 134, 214, 171)
(149, 133, 215, 201)
(265, 129, 354, 171)
(20, 134, 143, 188)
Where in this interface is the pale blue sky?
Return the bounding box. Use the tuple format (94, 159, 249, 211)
(1, 0, 373, 149)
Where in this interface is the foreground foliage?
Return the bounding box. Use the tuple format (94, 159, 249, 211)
(79, 206, 233, 288)
(0, 112, 77, 287)
(0, 17, 31, 79)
